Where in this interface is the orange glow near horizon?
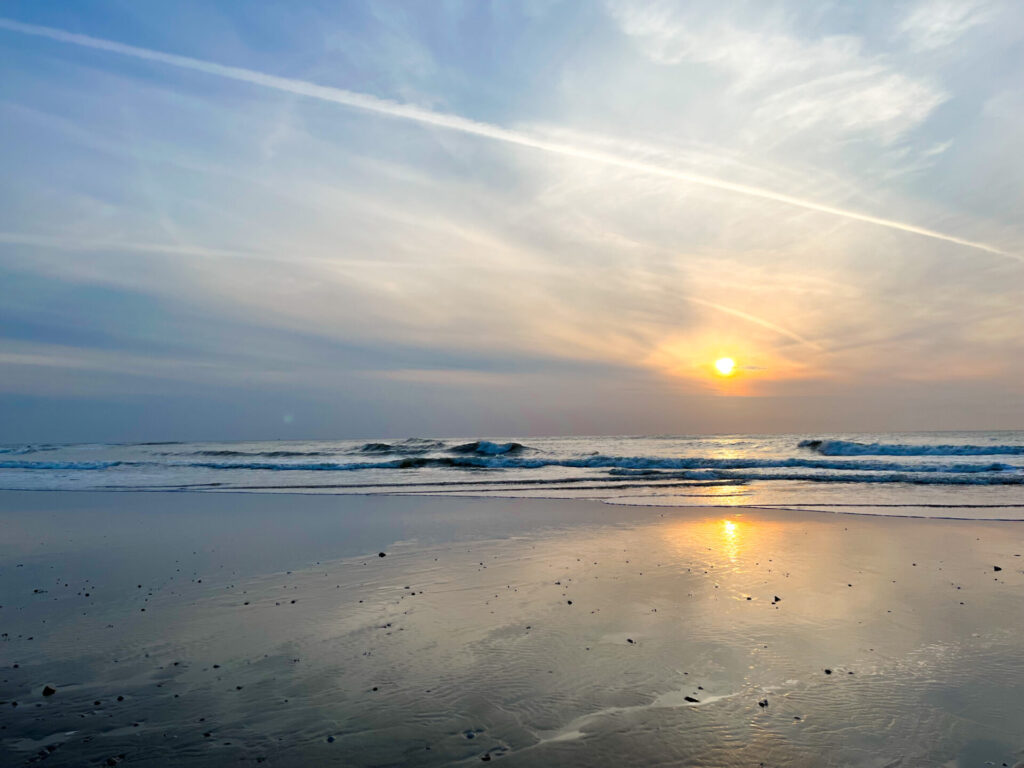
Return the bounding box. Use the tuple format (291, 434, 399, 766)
(645, 331, 820, 395)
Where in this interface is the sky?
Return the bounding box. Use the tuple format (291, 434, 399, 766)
(1, 0, 1022, 442)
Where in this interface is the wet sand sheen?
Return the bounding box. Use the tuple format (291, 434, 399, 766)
(1, 491, 1023, 767)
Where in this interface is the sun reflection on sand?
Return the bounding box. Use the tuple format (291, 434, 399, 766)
(721, 519, 741, 562)
(658, 514, 791, 570)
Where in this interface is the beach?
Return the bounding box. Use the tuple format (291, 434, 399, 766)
(2, 490, 1023, 767)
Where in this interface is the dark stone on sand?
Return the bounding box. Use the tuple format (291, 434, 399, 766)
(824, 669, 833, 675)
(773, 596, 781, 603)
(684, 696, 700, 703)
(42, 685, 56, 697)
(567, 600, 572, 605)
(326, 736, 335, 743)
(758, 699, 768, 708)
(378, 552, 386, 558)
(994, 565, 1002, 572)
(626, 638, 634, 644)
(482, 756, 491, 762)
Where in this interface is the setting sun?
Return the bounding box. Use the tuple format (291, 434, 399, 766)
(714, 357, 736, 376)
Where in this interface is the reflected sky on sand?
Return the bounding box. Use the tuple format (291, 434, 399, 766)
(2, 492, 1023, 766)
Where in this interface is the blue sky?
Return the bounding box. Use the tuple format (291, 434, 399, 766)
(1, 1, 1022, 441)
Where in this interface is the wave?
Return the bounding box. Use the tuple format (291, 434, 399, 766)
(606, 459, 1017, 474)
(176, 454, 1022, 476)
(799, 439, 1024, 456)
(0, 460, 128, 470)
(355, 438, 447, 455)
(172, 450, 334, 458)
(0, 445, 59, 456)
(701, 470, 1024, 486)
(188, 457, 485, 471)
(354, 439, 531, 456)
(447, 440, 530, 456)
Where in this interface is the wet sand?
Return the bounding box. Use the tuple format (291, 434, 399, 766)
(1, 491, 1023, 767)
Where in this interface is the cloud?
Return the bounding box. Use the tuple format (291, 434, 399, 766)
(608, 1, 948, 146)
(0, 17, 1010, 260)
(1, 5, 1022, 438)
(898, 0, 994, 51)
(685, 298, 824, 351)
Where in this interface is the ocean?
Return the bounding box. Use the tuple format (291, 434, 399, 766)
(2, 431, 1022, 519)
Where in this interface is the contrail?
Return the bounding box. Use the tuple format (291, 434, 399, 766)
(0, 17, 1015, 261)
(685, 297, 824, 351)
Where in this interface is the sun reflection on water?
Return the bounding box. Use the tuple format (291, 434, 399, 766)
(700, 483, 749, 505)
(659, 514, 791, 570)
(721, 519, 740, 561)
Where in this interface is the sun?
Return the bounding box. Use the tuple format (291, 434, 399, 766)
(714, 357, 736, 376)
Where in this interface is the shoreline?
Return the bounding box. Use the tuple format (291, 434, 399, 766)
(3, 485, 1024, 523)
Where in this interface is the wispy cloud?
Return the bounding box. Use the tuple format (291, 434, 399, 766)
(0, 17, 1012, 261)
(685, 298, 824, 351)
(608, 1, 948, 145)
(898, 0, 994, 51)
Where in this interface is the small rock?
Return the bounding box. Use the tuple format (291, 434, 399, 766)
(326, 736, 335, 743)
(42, 685, 56, 697)
(378, 552, 386, 558)
(824, 669, 833, 675)
(993, 566, 1002, 572)
(758, 699, 768, 708)
(684, 696, 700, 703)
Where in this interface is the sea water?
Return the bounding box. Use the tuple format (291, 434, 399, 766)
(2, 431, 1022, 518)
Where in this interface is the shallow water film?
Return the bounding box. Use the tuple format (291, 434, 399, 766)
(2, 492, 1023, 766)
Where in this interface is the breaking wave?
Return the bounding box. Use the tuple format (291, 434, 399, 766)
(447, 440, 530, 455)
(355, 439, 447, 455)
(799, 439, 1024, 456)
